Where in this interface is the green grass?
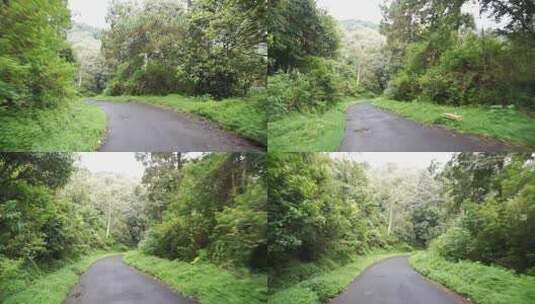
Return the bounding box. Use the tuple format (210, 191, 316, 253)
(2, 251, 120, 304)
(269, 250, 406, 304)
(0, 100, 106, 151)
(372, 98, 535, 148)
(410, 251, 535, 304)
(268, 99, 360, 152)
(123, 251, 267, 304)
(93, 94, 267, 146)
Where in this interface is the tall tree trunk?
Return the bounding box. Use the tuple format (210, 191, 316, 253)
(356, 61, 361, 88)
(106, 200, 112, 238)
(387, 200, 395, 235)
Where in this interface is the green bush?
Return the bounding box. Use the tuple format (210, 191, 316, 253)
(430, 220, 473, 261)
(0, 256, 25, 300)
(266, 57, 342, 118)
(411, 251, 535, 304)
(385, 71, 418, 101)
(388, 32, 534, 107)
(431, 182, 535, 273)
(265, 72, 314, 117)
(0, 0, 75, 109)
(303, 57, 342, 105)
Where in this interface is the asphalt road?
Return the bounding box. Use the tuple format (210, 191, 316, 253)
(339, 102, 508, 151)
(331, 256, 468, 304)
(92, 100, 262, 152)
(65, 255, 194, 304)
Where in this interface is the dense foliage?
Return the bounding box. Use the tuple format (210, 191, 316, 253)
(68, 23, 108, 95)
(381, 0, 535, 108)
(0, 153, 145, 300)
(268, 152, 535, 303)
(268, 153, 392, 268)
(139, 153, 267, 270)
(267, 0, 353, 116)
(433, 153, 535, 273)
(267, 1, 388, 117)
(102, 0, 266, 99)
(0, 0, 75, 108)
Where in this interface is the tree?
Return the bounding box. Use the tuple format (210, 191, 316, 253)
(0, 153, 75, 194)
(0, 0, 75, 108)
(481, 0, 535, 41)
(268, 0, 340, 73)
(140, 153, 267, 269)
(136, 153, 185, 223)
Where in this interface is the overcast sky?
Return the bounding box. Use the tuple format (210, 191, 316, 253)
(69, 0, 501, 29)
(329, 153, 454, 169)
(69, 0, 111, 28)
(317, 0, 500, 29)
(77, 152, 206, 180)
(78, 152, 144, 180)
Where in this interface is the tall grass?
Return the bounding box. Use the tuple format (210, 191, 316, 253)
(410, 251, 535, 304)
(373, 98, 535, 148)
(268, 99, 360, 152)
(269, 250, 406, 304)
(123, 251, 267, 304)
(0, 100, 106, 151)
(94, 94, 267, 146)
(1, 251, 120, 304)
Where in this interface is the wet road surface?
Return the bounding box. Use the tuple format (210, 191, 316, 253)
(65, 255, 194, 304)
(331, 256, 468, 304)
(92, 100, 262, 152)
(339, 102, 508, 152)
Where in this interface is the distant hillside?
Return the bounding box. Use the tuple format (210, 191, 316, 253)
(338, 19, 385, 51)
(67, 23, 107, 93)
(68, 23, 102, 53)
(339, 19, 380, 32)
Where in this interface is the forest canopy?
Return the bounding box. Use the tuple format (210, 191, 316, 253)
(0, 152, 267, 302)
(268, 152, 535, 276)
(0, 0, 76, 109)
(102, 0, 267, 99)
(381, 0, 535, 108)
(267, 0, 535, 119)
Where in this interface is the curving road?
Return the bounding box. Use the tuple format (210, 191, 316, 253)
(65, 255, 194, 304)
(331, 256, 468, 304)
(339, 102, 508, 152)
(91, 100, 262, 152)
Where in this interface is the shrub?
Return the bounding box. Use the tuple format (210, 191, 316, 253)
(266, 57, 343, 118)
(385, 71, 418, 101)
(0, 256, 25, 300)
(265, 72, 314, 117)
(430, 220, 473, 261)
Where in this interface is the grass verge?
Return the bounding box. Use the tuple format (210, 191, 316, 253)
(123, 251, 267, 304)
(269, 250, 406, 304)
(268, 99, 360, 152)
(93, 94, 267, 146)
(410, 251, 535, 304)
(372, 98, 535, 148)
(0, 100, 106, 151)
(1, 251, 120, 304)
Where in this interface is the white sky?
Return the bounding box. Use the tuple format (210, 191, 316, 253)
(77, 152, 207, 180)
(329, 153, 454, 169)
(317, 0, 501, 29)
(78, 152, 145, 180)
(317, 0, 384, 23)
(69, 0, 112, 28)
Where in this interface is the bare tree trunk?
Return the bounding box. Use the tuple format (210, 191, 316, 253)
(105, 200, 112, 239)
(387, 200, 394, 235)
(356, 62, 361, 88)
